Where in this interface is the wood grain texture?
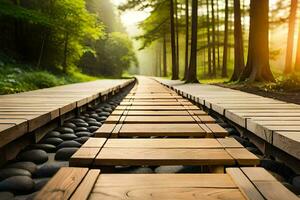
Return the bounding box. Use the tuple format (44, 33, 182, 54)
(35, 167, 88, 200)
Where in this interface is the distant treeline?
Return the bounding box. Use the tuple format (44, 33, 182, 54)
(0, 0, 137, 77)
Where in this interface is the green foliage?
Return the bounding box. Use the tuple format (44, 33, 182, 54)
(264, 74, 300, 92)
(0, 61, 98, 95)
(80, 32, 138, 77)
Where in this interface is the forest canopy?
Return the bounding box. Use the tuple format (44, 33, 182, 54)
(0, 0, 137, 77)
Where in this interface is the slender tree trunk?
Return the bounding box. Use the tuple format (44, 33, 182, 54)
(216, 1, 220, 71)
(211, 0, 216, 76)
(222, 0, 229, 77)
(175, 0, 180, 77)
(295, 25, 300, 72)
(184, 0, 189, 80)
(170, 0, 179, 79)
(239, 0, 275, 82)
(163, 32, 167, 76)
(230, 0, 245, 81)
(186, 0, 199, 83)
(284, 0, 298, 74)
(206, 0, 212, 76)
(62, 32, 69, 73)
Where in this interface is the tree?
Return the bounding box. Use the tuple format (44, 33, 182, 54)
(211, 0, 216, 77)
(230, 0, 244, 81)
(222, 0, 229, 78)
(170, 0, 179, 79)
(295, 24, 300, 72)
(206, 0, 212, 76)
(284, 0, 298, 74)
(183, 0, 189, 80)
(186, 0, 199, 83)
(239, 0, 275, 82)
(163, 31, 168, 76)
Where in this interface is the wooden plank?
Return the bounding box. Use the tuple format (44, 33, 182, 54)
(35, 167, 88, 200)
(120, 101, 193, 106)
(226, 168, 264, 200)
(217, 138, 243, 148)
(94, 124, 116, 137)
(206, 124, 228, 136)
(115, 105, 200, 111)
(104, 138, 223, 149)
(273, 131, 300, 159)
(226, 149, 260, 166)
(70, 169, 100, 200)
(69, 148, 100, 167)
(95, 148, 235, 166)
(241, 167, 299, 200)
(111, 110, 206, 116)
(118, 123, 207, 137)
(82, 138, 107, 148)
(107, 116, 201, 124)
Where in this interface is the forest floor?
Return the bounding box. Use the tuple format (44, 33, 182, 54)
(0, 56, 100, 95)
(218, 74, 300, 104)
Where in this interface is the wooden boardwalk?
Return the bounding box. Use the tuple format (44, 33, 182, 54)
(155, 78, 300, 161)
(36, 167, 299, 200)
(35, 76, 298, 199)
(0, 79, 133, 148)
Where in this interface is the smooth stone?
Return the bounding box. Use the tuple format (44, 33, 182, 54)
(78, 116, 86, 120)
(246, 147, 263, 155)
(56, 141, 81, 149)
(87, 121, 102, 127)
(17, 150, 48, 165)
(0, 176, 34, 194)
(69, 118, 85, 123)
(33, 178, 49, 191)
(45, 131, 60, 138)
(261, 159, 296, 181)
(25, 192, 38, 200)
(83, 113, 90, 117)
(96, 116, 107, 121)
(42, 137, 63, 146)
(75, 132, 92, 137)
(74, 137, 89, 144)
(56, 127, 74, 134)
(74, 127, 89, 132)
(95, 108, 102, 113)
(225, 127, 239, 135)
(292, 176, 300, 190)
(88, 126, 99, 132)
(28, 144, 56, 153)
(282, 182, 300, 195)
(155, 166, 184, 173)
(103, 108, 112, 112)
(0, 192, 14, 200)
(98, 112, 110, 117)
(34, 163, 63, 178)
(0, 168, 31, 181)
(58, 134, 77, 141)
(115, 166, 153, 174)
(55, 148, 79, 161)
(85, 117, 97, 122)
(5, 162, 37, 174)
(74, 122, 89, 127)
(63, 122, 76, 129)
(90, 114, 99, 118)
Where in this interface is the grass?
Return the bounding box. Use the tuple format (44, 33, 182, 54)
(0, 59, 99, 95)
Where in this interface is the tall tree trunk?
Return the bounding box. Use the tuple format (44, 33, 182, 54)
(163, 32, 167, 76)
(206, 0, 212, 76)
(175, 0, 180, 77)
(186, 0, 199, 83)
(295, 25, 300, 72)
(230, 0, 245, 81)
(222, 0, 229, 77)
(184, 0, 189, 80)
(284, 0, 298, 74)
(216, 1, 220, 70)
(170, 0, 179, 79)
(211, 0, 216, 76)
(62, 32, 69, 73)
(239, 0, 275, 82)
